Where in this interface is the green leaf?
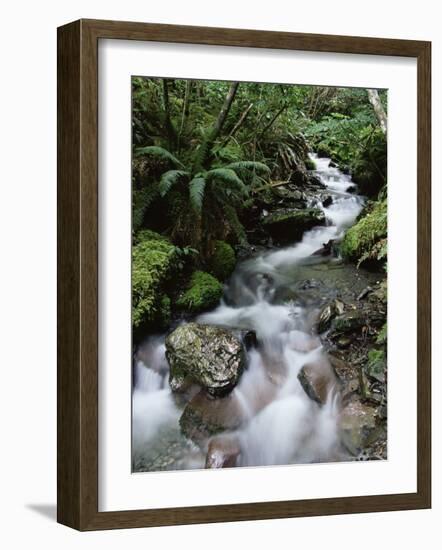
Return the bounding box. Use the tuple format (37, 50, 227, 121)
(226, 161, 270, 177)
(189, 176, 207, 213)
(134, 146, 184, 168)
(158, 170, 188, 197)
(206, 168, 248, 195)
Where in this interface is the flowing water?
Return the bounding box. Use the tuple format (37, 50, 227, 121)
(132, 155, 378, 472)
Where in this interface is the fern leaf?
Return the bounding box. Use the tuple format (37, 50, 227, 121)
(158, 170, 188, 197)
(132, 185, 159, 231)
(227, 161, 271, 177)
(189, 176, 207, 213)
(134, 146, 184, 168)
(206, 168, 248, 195)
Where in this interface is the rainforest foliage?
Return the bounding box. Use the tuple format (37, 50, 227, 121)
(131, 77, 388, 334)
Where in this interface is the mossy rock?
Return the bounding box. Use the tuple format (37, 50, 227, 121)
(364, 349, 386, 383)
(165, 323, 246, 396)
(132, 231, 176, 330)
(262, 208, 325, 244)
(341, 199, 387, 265)
(304, 157, 317, 171)
(331, 310, 367, 334)
(176, 271, 223, 313)
(208, 241, 236, 282)
(316, 142, 336, 159)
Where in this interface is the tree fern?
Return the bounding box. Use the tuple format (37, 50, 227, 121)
(134, 146, 184, 168)
(192, 135, 212, 173)
(189, 176, 207, 213)
(158, 170, 188, 197)
(206, 168, 248, 195)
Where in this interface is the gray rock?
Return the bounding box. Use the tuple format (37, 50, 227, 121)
(166, 323, 246, 396)
(297, 355, 339, 405)
(180, 390, 246, 445)
(322, 195, 333, 207)
(317, 298, 345, 333)
(339, 398, 378, 455)
(331, 309, 367, 334)
(328, 353, 359, 403)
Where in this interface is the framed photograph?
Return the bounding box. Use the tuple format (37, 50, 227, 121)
(57, 19, 431, 530)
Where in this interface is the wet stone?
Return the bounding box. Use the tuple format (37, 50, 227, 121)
(339, 398, 378, 456)
(179, 390, 247, 446)
(206, 434, 241, 468)
(166, 323, 246, 396)
(297, 355, 339, 405)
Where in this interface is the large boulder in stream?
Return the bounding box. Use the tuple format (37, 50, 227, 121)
(165, 323, 246, 396)
(262, 208, 325, 244)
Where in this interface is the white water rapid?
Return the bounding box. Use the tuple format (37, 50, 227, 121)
(132, 154, 366, 472)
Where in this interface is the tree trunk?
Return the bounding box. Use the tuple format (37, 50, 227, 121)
(212, 82, 240, 141)
(221, 102, 253, 147)
(162, 79, 177, 149)
(194, 81, 240, 170)
(178, 80, 193, 151)
(367, 89, 387, 135)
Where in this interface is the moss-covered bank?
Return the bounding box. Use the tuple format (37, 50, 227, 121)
(208, 241, 236, 282)
(132, 231, 176, 331)
(341, 199, 387, 266)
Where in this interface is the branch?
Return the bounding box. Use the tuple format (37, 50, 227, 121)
(220, 102, 254, 148)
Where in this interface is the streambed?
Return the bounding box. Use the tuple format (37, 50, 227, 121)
(132, 155, 384, 472)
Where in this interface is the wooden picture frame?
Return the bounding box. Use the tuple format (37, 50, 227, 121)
(57, 18, 431, 531)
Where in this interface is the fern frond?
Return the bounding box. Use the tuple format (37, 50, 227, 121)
(227, 161, 271, 177)
(132, 185, 159, 231)
(206, 168, 248, 195)
(158, 170, 188, 197)
(134, 146, 184, 168)
(192, 136, 212, 173)
(189, 176, 207, 213)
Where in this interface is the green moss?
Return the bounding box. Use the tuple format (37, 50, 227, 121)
(132, 231, 176, 329)
(304, 157, 317, 171)
(209, 241, 236, 281)
(133, 228, 169, 245)
(365, 349, 386, 383)
(269, 208, 323, 225)
(341, 199, 387, 265)
(176, 271, 223, 313)
(376, 322, 387, 345)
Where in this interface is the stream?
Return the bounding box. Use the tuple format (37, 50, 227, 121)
(132, 154, 381, 472)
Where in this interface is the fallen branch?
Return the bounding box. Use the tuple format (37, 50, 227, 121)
(253, 175, 292, 193)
